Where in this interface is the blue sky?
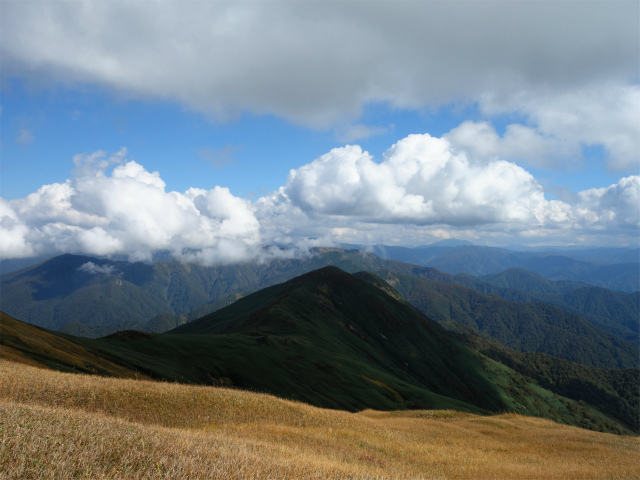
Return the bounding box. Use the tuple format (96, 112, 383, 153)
(1, 1, 638, 263)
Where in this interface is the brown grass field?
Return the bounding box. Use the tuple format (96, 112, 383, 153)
(1, 359, 638, 479)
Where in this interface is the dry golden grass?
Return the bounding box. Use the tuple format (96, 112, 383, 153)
(0, 312, 146, 379)
(1, 359, 638, 479)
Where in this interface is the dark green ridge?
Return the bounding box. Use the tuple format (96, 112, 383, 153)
(3, 251, 637, 346)
(374, 271, 638, 369)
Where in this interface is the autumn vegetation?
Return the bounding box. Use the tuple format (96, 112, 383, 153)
(2, 360, 638, 480)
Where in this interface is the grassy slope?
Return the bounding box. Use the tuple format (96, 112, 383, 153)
(0, 311, 143, 379)
(2, 360, 639, 480)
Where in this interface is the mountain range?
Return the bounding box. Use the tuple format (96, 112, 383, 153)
(1, 250, 638, 368)
(344, 243, 639, 292)
(2, 266, 636, 435)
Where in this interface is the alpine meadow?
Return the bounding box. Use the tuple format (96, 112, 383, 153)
(1, 2, 639, 479)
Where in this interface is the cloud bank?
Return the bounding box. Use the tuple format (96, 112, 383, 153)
(1, 1, 638, 170)
(2, 149, 263, 264)
(1, 140, 637, 263)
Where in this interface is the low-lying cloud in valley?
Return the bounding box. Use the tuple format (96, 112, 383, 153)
(77, 261, 119, 276)
(1, 134, 638, 264)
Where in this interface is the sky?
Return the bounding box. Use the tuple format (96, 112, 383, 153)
(0, 1, 639, 265)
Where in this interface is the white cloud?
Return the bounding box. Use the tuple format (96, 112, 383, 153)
(283, 134, 572, 226)
(1, 1, 637, 170)
(479, 84, 640, 171)
(78, 261, 118, 275)
(575, 176, 640, 229)
(1, 141, 638, 262)
(445, 121, 579, 169)
(256, 134, 638, 249)
(0, 198, 35, 258)
(0, 149, 263, 264)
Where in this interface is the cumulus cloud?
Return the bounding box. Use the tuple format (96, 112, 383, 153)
(479, 84, 640, 171)
(575, 176, 640, 229)
(256, 134, 638, 248)
(1, 140, 638, 263)
(0, 198, 35, 259)
(0, 149, 263, 264)
(445, 121, 579, 169)
(282, 134, 572, 226)
(1, 1, 637, 169)
(78, 261, 118, 276)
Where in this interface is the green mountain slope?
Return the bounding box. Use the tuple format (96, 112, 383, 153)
(0, 311, 144, 379)
(79, 268, 627, 432)
(0, 267, 631, 434)
(480, 268, 588, 295)
(455, 331, 639, 433)
(477, 268, 640, 343)
(3, 251, 637, 367)
(374, 272, 638, 369)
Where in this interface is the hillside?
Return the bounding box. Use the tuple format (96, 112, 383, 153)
(0, 311, 144, 379)
(3, 361, 639, 480)
(474, 269, 640, 343)
(375, 272, 638, 369)
(5, 250, 637, 342)
(2, 267, 631, 434)
(447, 329, 640, 433)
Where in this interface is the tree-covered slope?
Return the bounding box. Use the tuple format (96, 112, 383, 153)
(455, 331, 640, 433)
(477, 268, 639, 343)
(373, 272, 638, 369)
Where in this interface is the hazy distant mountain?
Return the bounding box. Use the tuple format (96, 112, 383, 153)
(0, 255, 52, 275)
(363, 244, 639, 292)
(506, 246, 640, 264)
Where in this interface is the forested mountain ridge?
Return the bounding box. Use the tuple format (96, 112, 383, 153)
(2, 251, 637, 359)
(1, 267, 633, 435)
